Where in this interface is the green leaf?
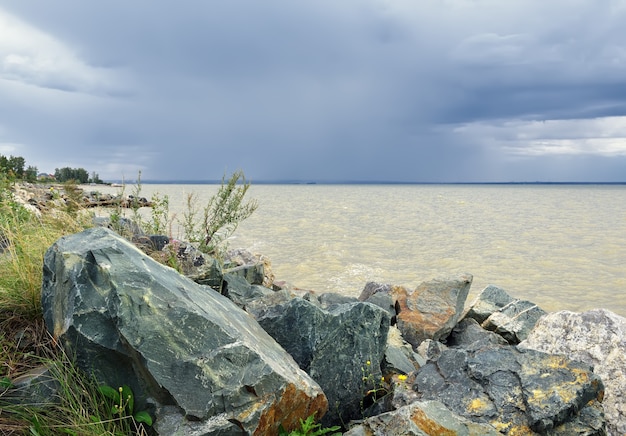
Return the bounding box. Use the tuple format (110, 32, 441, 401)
(134, 410, 153, 426)
(98, 385, 119, 402)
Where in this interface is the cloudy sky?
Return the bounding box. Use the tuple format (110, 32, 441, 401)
(1, 1, 626, 182)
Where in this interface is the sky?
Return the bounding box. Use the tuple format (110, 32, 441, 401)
(1, 1, 626, 183)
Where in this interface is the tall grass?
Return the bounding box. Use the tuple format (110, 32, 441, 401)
(0, 199, 91, 320)
(0, 184, 145, 435)
(1, 340, 149, 435)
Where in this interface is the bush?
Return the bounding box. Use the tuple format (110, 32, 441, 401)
(181, 170, 258, 256)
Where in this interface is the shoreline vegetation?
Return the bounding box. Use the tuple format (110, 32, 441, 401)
(0, 174, 270, 435)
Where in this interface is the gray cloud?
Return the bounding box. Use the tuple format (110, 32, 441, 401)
(1, 0, 625, 181)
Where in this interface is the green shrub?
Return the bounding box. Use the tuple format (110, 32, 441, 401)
(182, 170, 258, 256)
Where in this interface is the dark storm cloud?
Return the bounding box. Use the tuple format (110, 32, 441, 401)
(1, 1, 626, 181)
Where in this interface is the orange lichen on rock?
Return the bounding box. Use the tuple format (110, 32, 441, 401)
(252, 382, 328, 436)
(410, 407, 457, 436)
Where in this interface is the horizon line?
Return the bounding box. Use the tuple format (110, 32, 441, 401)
(102, 179, 626, 185)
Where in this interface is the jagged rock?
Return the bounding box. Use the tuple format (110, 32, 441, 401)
(224, 248, 274, 287)
(447, 318, 509, 351)
(412, 344, 605, 434)
(169, 240, 224, 289)
(519, 309, 626, 436)
(416, 339, 448, 362)
(463, 284, 516, 323)
(317, 292, 358, 309)
(358, 281, 393, 301)
(383, 326, 425, 376)
(222, 272, 275, 308)
(392, 274, 473, 348)
(463, 285, 547, 344)
(343, 400, 501, 436)
(358, 282, 396, 318)
(41, 227, 327, 435)
(246, 296, 390, 426)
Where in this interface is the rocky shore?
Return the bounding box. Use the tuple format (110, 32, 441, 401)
(4, 183, 626, 435)
(11, 182, 152, 212)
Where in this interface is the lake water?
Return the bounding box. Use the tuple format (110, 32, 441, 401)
(89, 183, 626, 317)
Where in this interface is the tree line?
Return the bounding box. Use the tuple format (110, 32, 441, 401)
(0, 153, 103, 184)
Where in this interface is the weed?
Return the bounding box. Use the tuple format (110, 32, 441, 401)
(278, 413, 341, 436)
(98, 384, 153, 427)
(360, 359, 388, 415)
(182, 170, 258, 257)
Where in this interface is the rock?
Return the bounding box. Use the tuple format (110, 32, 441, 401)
(222, 272, 275, 308)
(519, 309, 626, 436)
(358, 282, 396, 318)
(168, 239, 224, 290)
(383, 326, 424, 376)
(41, 227, 327, 435)
(463, 284, 516, 324)
(317, 292, 358, 309)
(343, 400, 501, 436)
(393, 274, 473, 348)
(223, 263, 264, 287)
(358, 281, 393, 301)
(247, 296, 391, 426)
(416, 339, 448, 362)
(1, 366, 61, 408)
(463, 285, 547, 344)
(412, 344, 605, 434)
(481, 299, 546, 344)
(447, 318, 509, 351)
(224, 248, 275, 287)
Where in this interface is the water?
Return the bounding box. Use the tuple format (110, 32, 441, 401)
(89, 183, 626, 316)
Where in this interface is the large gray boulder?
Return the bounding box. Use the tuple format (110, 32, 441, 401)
(519, 309, 626, 436)
(41, 227, 327, 435)
(246, 296, 390, 426)
(412, 344, 606, 434)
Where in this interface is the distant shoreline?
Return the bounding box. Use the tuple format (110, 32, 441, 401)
(103, 180, 626, 186)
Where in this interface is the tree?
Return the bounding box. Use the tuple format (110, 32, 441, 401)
(54, 167, 90, 184)
(25, 166, 38, 182)
(0, 154, 26, 178)
(89, 171, 103, 184)
(8, 156, 25, 177)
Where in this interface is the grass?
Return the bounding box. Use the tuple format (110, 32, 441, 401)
(0, 184, 149, 435)
(0, 203, 91, 320)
